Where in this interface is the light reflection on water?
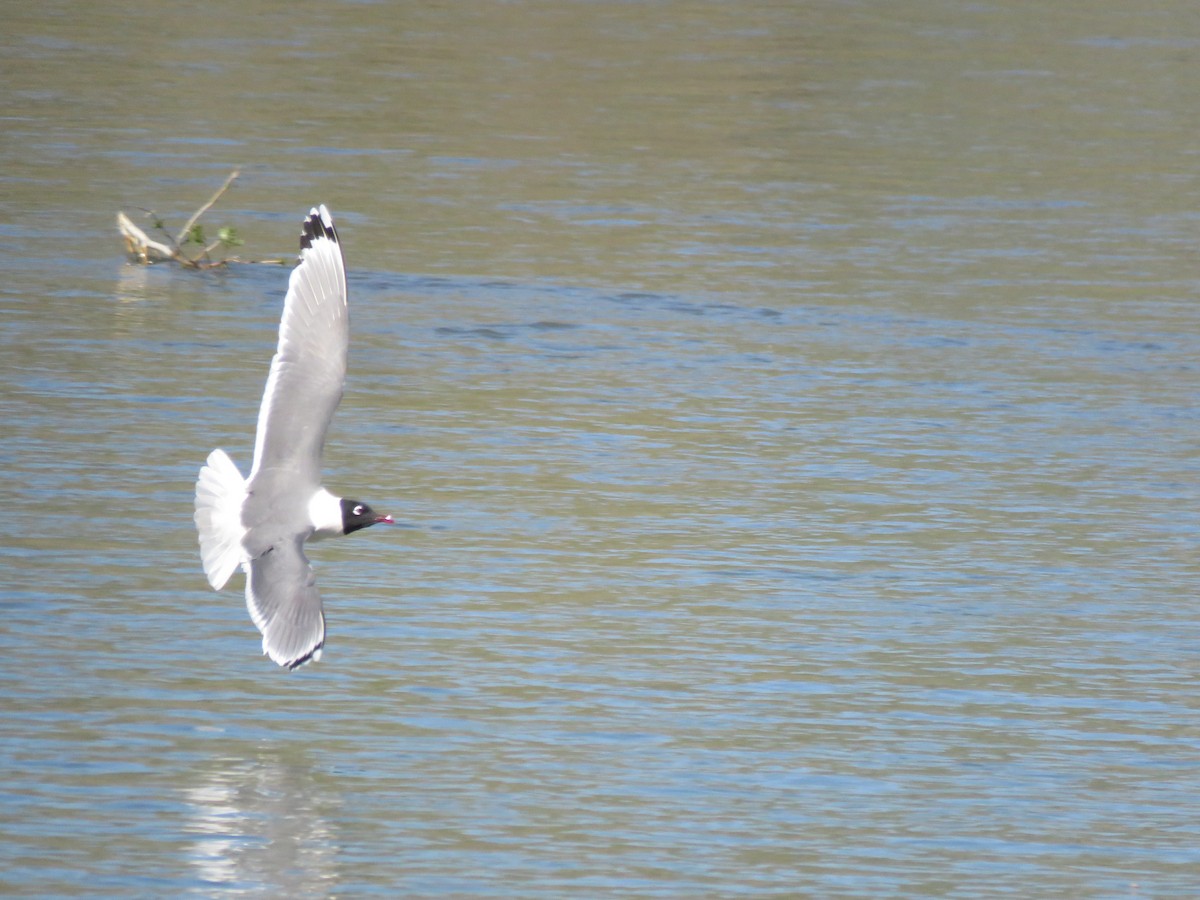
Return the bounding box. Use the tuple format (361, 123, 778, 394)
(184, 749, 339, 897)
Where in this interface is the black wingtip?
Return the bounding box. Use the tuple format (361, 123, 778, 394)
(299, 205, 338, 251)
(283, 639, 324, 671)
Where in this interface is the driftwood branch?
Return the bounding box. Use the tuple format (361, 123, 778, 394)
(118, 169, 285, 268)
(117, 211, 175, 263)
(174, 168, 240, 248)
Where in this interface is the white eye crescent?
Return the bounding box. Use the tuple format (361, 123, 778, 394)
(353, 504, 364, 516)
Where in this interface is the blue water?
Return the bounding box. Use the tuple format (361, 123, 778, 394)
(3, 268, 1199, 896)
(4, 0, 1200, 895)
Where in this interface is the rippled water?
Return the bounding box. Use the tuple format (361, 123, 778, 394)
(3, 1, 1200, 896)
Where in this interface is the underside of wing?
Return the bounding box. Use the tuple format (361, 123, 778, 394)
(251, 206, 349, 484)
(245, 537, 326, 670)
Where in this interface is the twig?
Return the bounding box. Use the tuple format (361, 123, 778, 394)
(174, 169, 240, 248)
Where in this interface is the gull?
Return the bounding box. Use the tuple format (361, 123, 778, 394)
(194, 205, 392, 669)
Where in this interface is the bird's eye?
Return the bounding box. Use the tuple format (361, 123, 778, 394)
(353, 504, 364, 516)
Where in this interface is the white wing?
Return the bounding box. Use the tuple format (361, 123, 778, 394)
(245, 537, 326, 670)
(249, 205, 348, 489)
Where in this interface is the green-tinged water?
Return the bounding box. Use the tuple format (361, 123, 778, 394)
(2, 1, 1199, 895)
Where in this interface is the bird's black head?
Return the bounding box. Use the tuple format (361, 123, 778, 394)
(340, 498, 394, 535)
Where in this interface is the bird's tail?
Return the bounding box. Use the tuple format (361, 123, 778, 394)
(194, 449, 248, 590)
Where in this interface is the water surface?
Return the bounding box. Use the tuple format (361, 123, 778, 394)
(2, 1, 1199, 896)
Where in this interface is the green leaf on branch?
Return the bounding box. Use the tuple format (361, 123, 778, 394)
(217, 226, 244, 248)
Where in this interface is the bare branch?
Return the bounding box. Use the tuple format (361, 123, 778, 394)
(174, 169, 240, 248)
(118, 171, 287, 268)
(117, 211, 175, 263)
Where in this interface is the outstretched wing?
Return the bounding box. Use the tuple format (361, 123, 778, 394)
(245, 536, 326, 670)
(249, 205, 348, 488)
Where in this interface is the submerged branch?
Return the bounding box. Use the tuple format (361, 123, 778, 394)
(118, 169, 286, 268)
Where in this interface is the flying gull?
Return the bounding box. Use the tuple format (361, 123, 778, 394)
(194, 205, 392, 669)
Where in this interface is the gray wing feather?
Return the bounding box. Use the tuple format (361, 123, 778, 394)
(249, 206, 348, 488)
(245, 537, 326, 670)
